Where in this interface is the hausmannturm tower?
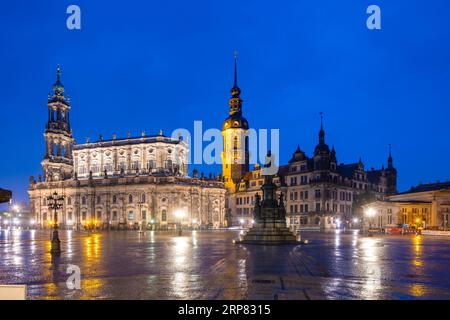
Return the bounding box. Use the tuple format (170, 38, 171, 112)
(221, 55, 250, 191)
(41, 65, 74, 182)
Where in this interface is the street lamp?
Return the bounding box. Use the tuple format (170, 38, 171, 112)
(10, 204, 20, 232)
(47, 192, 64, 255)
(365, 207, 376, 236)
(174, 209, 186, 236)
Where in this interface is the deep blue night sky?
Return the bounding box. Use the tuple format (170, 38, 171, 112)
(1, 0, 449, 206)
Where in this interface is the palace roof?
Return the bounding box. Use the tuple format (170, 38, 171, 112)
(74, 134, 183, 150)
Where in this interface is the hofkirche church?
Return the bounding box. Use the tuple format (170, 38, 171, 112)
(28, 66, 227, 230)
(29, 60, 397, 230)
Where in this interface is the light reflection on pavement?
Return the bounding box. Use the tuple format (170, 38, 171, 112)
(0, 229, 449, 300)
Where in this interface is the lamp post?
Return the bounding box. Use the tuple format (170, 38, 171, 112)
(365, 207, 376, 237)
(174, 209, 185, 236)
(150, 218, 155, 230)
(47, 192, 64, 255)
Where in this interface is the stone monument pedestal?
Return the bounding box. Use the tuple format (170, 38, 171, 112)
(235, 219, 298, 244)
(235, 159, 299, 245)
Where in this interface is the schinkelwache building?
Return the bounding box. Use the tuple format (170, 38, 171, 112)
(221, 58, 397, 230)
(28, 66, 226, 230)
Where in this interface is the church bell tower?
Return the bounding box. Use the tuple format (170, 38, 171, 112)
(41, 65, 74, 181)
(221, 54, 250, 191)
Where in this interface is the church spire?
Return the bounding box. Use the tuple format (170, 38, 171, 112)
(229, 51, 243, 115)
(388, 144, 393, 169)
(43, 65, 74, 182)
(233, 50, 238, 89)
(52, 64, 65, 98)
(56, 64, 61, 83)
(319, 112, 325, 144)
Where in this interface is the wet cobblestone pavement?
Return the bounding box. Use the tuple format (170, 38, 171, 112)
(0, 229, 449, 300)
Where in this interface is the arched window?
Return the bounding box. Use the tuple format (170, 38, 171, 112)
(96, 196, 101, 204)
(82, 196, 86, 205)
(43, 198, 47, 206)
(112, 195, 117, 204)
(67, 197, 72, 205)
(141, 194, 146, 203)
(43, 212, 47, 221)
(129, 194, 133, 204)
(161, 210, 167, 221)
(147, 160, 155, 170)
(61, 145, 66, 157)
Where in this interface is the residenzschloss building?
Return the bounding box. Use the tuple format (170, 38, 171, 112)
(221, 58, 397, 230)
(28, 66, 226, 230)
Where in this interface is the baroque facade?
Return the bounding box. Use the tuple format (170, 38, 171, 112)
(221, 60, 397, 229)
(28, 66, 226, 230)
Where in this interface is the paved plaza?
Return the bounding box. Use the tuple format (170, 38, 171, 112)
(0, 229, 449, 300)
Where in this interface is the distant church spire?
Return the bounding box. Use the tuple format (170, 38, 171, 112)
(319, 112, 325, 144)
(388, 144, 393, 168)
